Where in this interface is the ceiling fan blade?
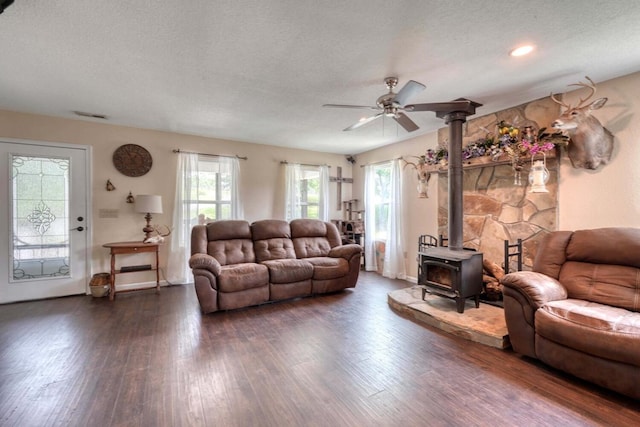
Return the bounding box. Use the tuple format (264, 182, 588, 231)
(344, 113, 384, 131)
(393, 112, 419, 132)
(394, 80, 426, 106)
(323, 104, 380, 111)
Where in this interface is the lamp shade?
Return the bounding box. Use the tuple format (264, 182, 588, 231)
(135, 194, 163, 214)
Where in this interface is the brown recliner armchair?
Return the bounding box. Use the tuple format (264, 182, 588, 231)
(501, 227, 640, 399)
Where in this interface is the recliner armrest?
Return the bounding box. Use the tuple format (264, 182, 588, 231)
(501, 271, 568, 309)
(329, 244, 362, 260)
(189, 253, 221, 276)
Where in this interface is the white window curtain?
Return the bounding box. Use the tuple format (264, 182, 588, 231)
(166, 153, 243, 284)
(383, 159, 406, 279)
(363, 159, 406, 279)
(284, 163, 329, 221)
(166, 151, 198, 284)
(285, 163, 302, 221)
(220, 156, 244, 219)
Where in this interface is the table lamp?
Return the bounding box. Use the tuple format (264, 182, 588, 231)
(135, 195, 163, 240)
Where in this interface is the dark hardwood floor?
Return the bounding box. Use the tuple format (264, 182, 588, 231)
(1, 272, 638, 426)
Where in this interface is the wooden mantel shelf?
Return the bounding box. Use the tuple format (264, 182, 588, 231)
(425, 150, 557, 174)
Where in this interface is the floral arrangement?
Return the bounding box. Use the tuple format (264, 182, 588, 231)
(423, 119, 568, 167)
(424, 142, 449, 165)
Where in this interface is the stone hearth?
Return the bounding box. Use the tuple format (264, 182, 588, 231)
(388, 287, 510, 349)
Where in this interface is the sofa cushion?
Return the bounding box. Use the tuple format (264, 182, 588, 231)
(290, 219, 342, 259)
(305, 257, 349, 280)
(251, 219, 290, 241)
(559, 261, 640, 312)
(208, 240, 256, 266)
(254, 239, 296, 262)
(217, 263, 269, 293)
(251, 220, 297, 262)
(261, 259, 313, 283)
(293, 237, 332, 258)
(536, 299, 640, 367)
(290, 218, 331, 239)
(207, 220, 252, 241)
(532, 230, 572, 279)
(566, 227, 640, 269)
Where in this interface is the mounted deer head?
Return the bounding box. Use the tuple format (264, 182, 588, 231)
(143, 224, 172, 244)
(403, 156, 432, 198)
(550, 76, 614, 170)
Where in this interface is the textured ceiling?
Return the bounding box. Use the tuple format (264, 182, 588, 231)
(1, 1, 640, 154)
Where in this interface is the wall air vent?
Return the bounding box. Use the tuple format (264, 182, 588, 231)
(73, 110, 108, 120)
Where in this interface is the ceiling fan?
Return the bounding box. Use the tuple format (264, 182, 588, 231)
(323, 77, 426, 132)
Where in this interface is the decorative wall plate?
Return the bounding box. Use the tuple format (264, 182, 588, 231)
(112, 144, 152, 177)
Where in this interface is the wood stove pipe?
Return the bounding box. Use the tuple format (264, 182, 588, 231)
(447, 114, 464, 250)
(406, 99, 482, 250)
(437, 101, 482, 251)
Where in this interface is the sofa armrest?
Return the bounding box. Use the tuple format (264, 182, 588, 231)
(501, 271, 568, 309)
(501, 271, 567, 358)
(329, 244, 362, 260)
(189, 253, 221, 276)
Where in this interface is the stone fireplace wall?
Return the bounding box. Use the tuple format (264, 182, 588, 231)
(436, 97, 562, 271)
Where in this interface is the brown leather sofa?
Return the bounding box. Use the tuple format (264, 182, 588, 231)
(189, 218, 361, 314)
(501, 227, 640, 399)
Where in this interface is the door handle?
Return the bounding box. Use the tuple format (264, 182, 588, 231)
(72, 226, 85, 232)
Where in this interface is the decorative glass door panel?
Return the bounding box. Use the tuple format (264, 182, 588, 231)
(0, 140, 89, 303)
(11, 155, 70, 281)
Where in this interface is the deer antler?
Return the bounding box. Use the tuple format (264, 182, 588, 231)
(551, 76, 597, 110)
(152, 224, 172, 237)
(550, 92, 570, 109)
(403, 160, 418, 170)
(568, 76, 596, 109)
(402, 156, 423, 170)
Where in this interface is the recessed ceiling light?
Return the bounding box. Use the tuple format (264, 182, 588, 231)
(509, 45, 535, 57)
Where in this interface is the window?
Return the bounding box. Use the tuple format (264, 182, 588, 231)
(10, 155, 70, 280)
(285, 163, 329, 221)
(189, 156, 234, 224)
(371, 163, 391, 240)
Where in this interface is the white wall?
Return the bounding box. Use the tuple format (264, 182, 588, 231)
(0, 111, 352, 282)
(557, 72, 640, 228)
(353, 71, 640, 279)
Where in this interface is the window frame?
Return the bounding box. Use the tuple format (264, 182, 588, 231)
(187, 156, 233, 224)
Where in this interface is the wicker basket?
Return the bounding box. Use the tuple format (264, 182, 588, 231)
(89, 273, 111, 297)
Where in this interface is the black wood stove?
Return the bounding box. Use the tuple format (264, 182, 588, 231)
(418, 247, 483, 313)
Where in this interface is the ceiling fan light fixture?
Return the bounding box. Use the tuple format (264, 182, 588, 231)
(509, 44, 535, 57)
(325, 77, 425, 133)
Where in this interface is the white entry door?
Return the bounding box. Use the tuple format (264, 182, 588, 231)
(0, 139, 90, 303)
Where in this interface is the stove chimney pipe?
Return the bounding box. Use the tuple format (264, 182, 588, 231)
(434, 100, 481, 251)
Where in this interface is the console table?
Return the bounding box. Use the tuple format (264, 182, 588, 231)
(102, 241, 160, 301)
